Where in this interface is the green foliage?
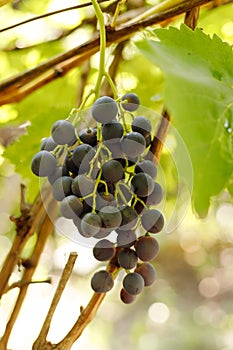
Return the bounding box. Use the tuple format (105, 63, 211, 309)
(137, 24, 233, 217)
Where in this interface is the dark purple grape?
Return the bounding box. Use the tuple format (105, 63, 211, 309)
(65, 152, 79, 174)
(91, 96, 118, 123)
(120, 132, 146, 158)
(48, 165, 69, 184)
(72, 144, 95, 169)
(51, 120, 76, 145)
(98, 206, 122, 230)
(119, 206, 138, 230)
(93, 239, 115, 261)
(80, 212, 102, 237)
(71, 174, 95, 197)
(135, 263, 156, 286)
(31, 150, 57, 177)
(135, 236, 159, 261)
(104, 140, 124, 160)
(132, 116, 152, 137)
(122, 92, 140, 112)
(144, 182, 163, 206)
(91, 270, 114, 293)
(52, 176, 73, 201)
(95, 192, 116, 210)
(79, 127, 97, 146)
(123, 272, 144, 295)
(120, 288, 136, 304)
(118, 248, 138, 269)
(131, 173, 154, 197)
(40, 137, 57, 151)
(141, 209, 164, 233)
(60, 195, 83, 219)
(135, 160, 157, 179)
(116, 229, 137, 248)
(94, 227, 112, 239)
(102, 120, 123, 141)
(102, 160, 124, 183)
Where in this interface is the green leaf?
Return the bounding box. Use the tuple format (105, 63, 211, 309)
(137, 24, 233, 216)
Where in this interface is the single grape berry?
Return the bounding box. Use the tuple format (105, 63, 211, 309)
(144, 182, 163, 206)
(123, 272, 144, 295)
(141, 209, 165, 233)
(135, 263, 156, 286)
(52, 176, 73, 201)
(60, 195, 83, 219)
(116, 229, 137, 248)
(98, 206, 122, 230)
(93, 239, 115, 261)
(131, 173, 154, 197)
(122, 92, 140, 112)
(40, 137, 57, 151)
(95, 192, 116, 211)
(94, 227, 112, 239)
(72, 144, 95, 169)
(135, 160, 157, 179)
(119, 206, 138, 231)
(71, 174, 95, 197)
(102, 120, 124, 141)
(132, 116, 152, 137)
(79, 127, 97, 146)
(120, 132, 146, 158)
(104, 140, 124, 159)
(135, 236, 159, 261)
(91, 270, 114, 293)
(31, 150, 57, 177)
(48, 165, 69, 185)
(65, 152, 79, 175)
(51, 120, 76, 145)
(91, 96, 118, 123)
(80, 212, 102, 237)
(120, 288, 136, 304)
(118, 248, 138, 269)
(102, 160, 124, 183)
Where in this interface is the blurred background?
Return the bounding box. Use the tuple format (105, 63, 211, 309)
(0, 0, 233, 349)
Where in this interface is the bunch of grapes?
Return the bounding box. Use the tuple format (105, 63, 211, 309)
(31, 93, 165, 304)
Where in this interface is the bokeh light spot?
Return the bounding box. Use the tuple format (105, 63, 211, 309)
(148, 302, 170, 324)
(198, 277, 220, 298)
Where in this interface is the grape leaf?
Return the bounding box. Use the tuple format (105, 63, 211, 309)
(137, 24, 233, 217)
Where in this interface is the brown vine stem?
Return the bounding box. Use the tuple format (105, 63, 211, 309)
(50, 250, 121, 350)
(0, 199, 58, 350)
(0, 182, 52, 299)
(0, 0, 216, 106)
(149, 109, 171, 165)
(4, 278, 51, 293)
(33, 252, 78, 350)
(184, 5, 200, 28)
